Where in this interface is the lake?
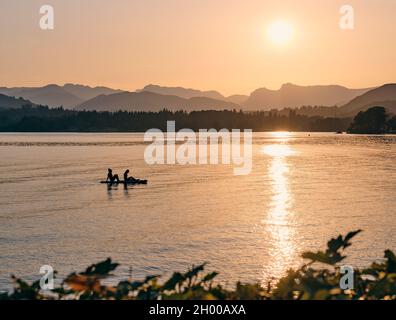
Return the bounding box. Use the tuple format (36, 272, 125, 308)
(0, 132, 395, 290)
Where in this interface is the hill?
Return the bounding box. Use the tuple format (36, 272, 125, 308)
(76, 91, 239, 112)
(245, 83, 372, 110)
(0, 84, 121, 109)
(62, 84, 123, 101)
(226, 94, 249, 104)
(0, 94, 34, 109)
(140, 84, 225, 100)
(339, 84, 396, 116)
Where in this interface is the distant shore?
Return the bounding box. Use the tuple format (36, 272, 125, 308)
(0, 105, 352, 133)
(1, 105, 394, 134)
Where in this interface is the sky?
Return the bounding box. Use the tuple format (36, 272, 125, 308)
(0, 0, 395, 96)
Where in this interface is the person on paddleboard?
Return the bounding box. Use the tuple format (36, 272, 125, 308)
(123, 169, 137, 183)
(106, 168, 120, 183)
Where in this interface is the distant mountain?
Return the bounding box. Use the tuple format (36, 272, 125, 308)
(245, 83, 373, 110)
(0, 94, 34, 109)
(77, 91, 239, 112)
(0, 84, 82, 108)
(2, 82, 388, 113)
(140, 84, 225, 100)
(62, 84, 123, 101)
(339, 84, 396, 116)
(226, 94, 249, 105)
(0, 84, 121, 109)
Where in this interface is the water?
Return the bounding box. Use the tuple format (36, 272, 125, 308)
(0, 132, 395, 290)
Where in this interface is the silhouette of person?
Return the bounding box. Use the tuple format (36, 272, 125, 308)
(107, 168, 120, 183)
(123, 169, 136, 183)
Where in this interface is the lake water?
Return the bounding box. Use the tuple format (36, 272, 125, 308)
(0, 132, 395, 290)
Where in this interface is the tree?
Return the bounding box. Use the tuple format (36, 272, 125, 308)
(388, 116, 396, 132)
(348, 106, 389, 134)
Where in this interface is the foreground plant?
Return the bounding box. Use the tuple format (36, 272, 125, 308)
(1, 230, 395, 300)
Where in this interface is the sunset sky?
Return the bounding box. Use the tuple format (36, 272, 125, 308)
(0, 0, 395, 95)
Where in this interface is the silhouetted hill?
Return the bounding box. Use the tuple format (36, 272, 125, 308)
(76, 91, 239, 112)
(1, 83, 387, 113)
(141, 84, 250, 106)
(140, 84, 225, 100)
(226, 94, 249, 105)
(0, 84, 121, 109)
(0, 94, 34, 109)
(62, 84, 123, 101)
(0, 84, 81, 108)
(245, 83, 372, 110)
(339, 84, 396, 116)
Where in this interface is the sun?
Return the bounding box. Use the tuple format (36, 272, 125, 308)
(267, 20, 294, 45)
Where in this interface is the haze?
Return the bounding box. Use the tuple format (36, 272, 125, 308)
(0, 0, 395, 95)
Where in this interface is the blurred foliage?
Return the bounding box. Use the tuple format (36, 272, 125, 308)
(1, 230, 395, 300)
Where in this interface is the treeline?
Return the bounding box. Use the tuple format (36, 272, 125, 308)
(0, 105, 352, 132)
(277, 105, 341, 117)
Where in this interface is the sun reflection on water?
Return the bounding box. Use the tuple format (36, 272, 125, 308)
(269, 131, 292, 139)
(262, 144, 296, 158)
(261, 143, 298, 282)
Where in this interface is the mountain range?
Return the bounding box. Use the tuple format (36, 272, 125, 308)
(0, 84, 122, 109)
(77, 91, 239, 112)
(1, 83, 396, 117)
(245, 83, 373, 110)
(139, 84, 249, 105)
(77, 83, 380, 113)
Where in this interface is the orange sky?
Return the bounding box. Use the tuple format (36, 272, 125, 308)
(0, 0, 395, 95)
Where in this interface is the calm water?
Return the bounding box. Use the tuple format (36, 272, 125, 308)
(0, 132, 395, 290)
